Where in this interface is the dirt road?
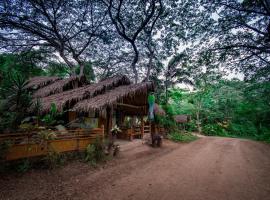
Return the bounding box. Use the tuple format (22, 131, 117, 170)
(1, 137, 270, 200)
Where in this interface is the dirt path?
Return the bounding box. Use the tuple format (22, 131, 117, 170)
(1, 137, 270, 200)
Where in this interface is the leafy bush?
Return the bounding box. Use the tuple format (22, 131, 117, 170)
(155, 115, 177, 132)
(168, 132, 198, 142)
(227, 122, 257, 136)
(85, 137, 106, 166)
(202, 124, 228, 136)
(186, 120, 197, 132)
(16, 159, 31, 172)
(43, 150, 65, 169)
(255, 127, 270, 143)
(0, 140, 13, 160)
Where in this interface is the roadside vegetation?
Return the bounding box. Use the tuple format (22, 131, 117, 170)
(168, 132, 198, 143)
(155, 80, 270, 143)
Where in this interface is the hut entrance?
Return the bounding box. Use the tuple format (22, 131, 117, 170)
(113, 104, 147, 141)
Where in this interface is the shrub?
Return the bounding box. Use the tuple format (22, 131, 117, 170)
(155, 115, 177, 132)
(16, 159, 31, 172)
(255, 127, 270, 143)
(43, 150, 65, 169)
(186, 120, 197, 132)
(168, 132, 198, 142)
(202, 124, 228, 136)
(0, 140, 13, 160)
(227, 122, 257, 136)
(85, 137, 106, 166)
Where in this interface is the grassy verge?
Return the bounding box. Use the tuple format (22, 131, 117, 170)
(168, 132, 198, 143)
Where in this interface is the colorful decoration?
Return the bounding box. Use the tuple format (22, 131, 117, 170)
(148, 94, 155, 120)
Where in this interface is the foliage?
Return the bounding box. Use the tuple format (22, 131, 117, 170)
(168, 131, 198, 143)
(0, 140, 13, 160)
(163, 79, 270, 142)
(0, 70, 32, 131)
(255, 127, 270, 143)
(43, 151, 65, 169)
(185, 120, 197, 132)
(41, 103, 61, 127)
(111, 125, 122, 136)
(202, 124, 228, 136)
(16, 159, 31, 173)
(85, 137, 106, 166)
(37, 130, 56, 141)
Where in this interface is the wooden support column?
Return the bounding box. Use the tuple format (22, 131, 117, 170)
(141, 116, 144, 138)
(106, 106, 113, 137)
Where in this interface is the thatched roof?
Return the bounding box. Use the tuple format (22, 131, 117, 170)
(174, 115, 190, 123)
(154, 104, 166, 116)
(33, 75, 86, 98)
(25, 76, 61, 89)
(37, 75, 131, 112)
(73, 82, 154, 112)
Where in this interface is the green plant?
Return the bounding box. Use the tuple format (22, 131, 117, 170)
(227, 122, 257, 136)
(16, 159, 31, 173)
(155, 115, 177, 132)
(168, 132, 198, 142)
(19, 123, 37, 131)
(255, 127, 270, 143)
(202, 124, 227, 136)
(43, 150, 65, 169)
(0, 140, 13, 160)
(111, 125, 122, 136)
(41, 103, 58, 126)
(37, 130, 56, 141)
(186, 120, 197, 132)
(85, 137, 106, 166)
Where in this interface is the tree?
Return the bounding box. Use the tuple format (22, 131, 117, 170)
(199, 0, 270, 81)
(105, 0, 163, 83)
(0, 0, 108, 75)
(164, 53, 193, 103)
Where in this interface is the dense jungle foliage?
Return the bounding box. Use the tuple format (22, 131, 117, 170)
(157, 80, 270, 142)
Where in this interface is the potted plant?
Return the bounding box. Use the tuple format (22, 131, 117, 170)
(111, 125, 121, 138)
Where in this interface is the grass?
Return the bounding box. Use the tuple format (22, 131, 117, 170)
(168, 132, 198, 143)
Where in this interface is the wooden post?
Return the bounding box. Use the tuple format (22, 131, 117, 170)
(141, 116, 144, 139)
(106, 106, 114, 151)
(106, 107, 113, 137)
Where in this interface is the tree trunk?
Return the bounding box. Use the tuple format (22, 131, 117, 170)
(106, 106, 114, 152)
(146, 45, 154, 81)
(196, 103, 202, 133)
(131, 42, 139, 83)
(59, 52, 76, 75)
(73, 57, 85, 76)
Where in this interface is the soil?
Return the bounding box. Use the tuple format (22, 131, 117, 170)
(1, 137, 270, 200)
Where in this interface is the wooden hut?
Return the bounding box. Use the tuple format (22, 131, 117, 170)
(174, 115, 191, 130)
(29, 75, 157, 140)
(1, 75, 165, 161)
(174, 115, 191, 123)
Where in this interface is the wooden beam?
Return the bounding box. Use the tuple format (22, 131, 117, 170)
(116, 103, 145, 109)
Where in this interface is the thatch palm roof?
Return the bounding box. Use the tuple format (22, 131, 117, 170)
(73, 82, 154, 112)
(33, 75, 86, 98)
(25, 76, 61, 89)
(174, 115, 190, 123)
(37, 75, 131, 112)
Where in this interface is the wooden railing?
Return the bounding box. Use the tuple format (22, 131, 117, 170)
(0, 126, 104, 161)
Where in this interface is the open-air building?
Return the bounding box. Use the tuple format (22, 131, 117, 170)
(29, 75, 164, 140)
